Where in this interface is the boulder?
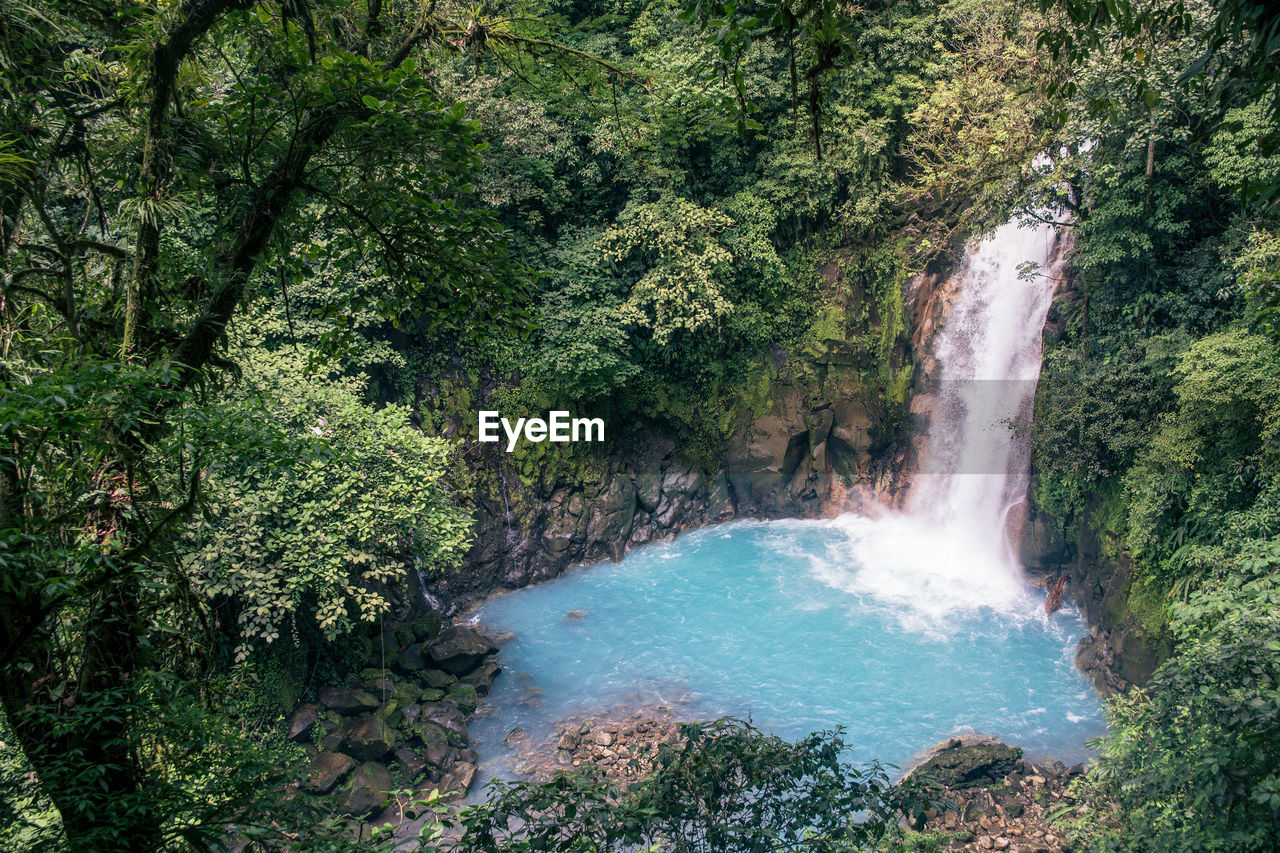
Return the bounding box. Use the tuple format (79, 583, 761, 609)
(360, 668, 395, 695)
(318, 712, 345, 751)
(423, 738, 457, 770)
(419, 700, 468, 745)
(420, 669, 456, 689)
(287, 703, 320, 742)
(411, 611, 444, 643)
(427, 625, 497, 675)
(395, 746, 429, 780)
(302, 751, 355, 794)
(910, 739, 1023, 790)
(633, 470, 662, 512)
(438, 762, 477, 798)
(338, 761, 394, 817)
(342, 714, 396, 763)
(446, 683, 479, 713)
(317, 687, 379, 714)
(395, 642, 430, 673)
(390, 679, 420, 707)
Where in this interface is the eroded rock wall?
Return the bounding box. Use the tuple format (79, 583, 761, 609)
(423, 357, 902, 607)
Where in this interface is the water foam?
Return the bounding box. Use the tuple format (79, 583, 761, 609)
(814, 216, 1065, 625)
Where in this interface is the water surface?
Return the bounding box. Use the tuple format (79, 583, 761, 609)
(468, 515, 1105, 789)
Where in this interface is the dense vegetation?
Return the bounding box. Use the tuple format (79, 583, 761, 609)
(1026, 2, 1280, 850)
(1, 0, 1278, 850)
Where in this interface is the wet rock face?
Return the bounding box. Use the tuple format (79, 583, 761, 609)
(1017, 496, 1170, 696)
(290, 618, 502, 823)
(429, 366, 906, 607)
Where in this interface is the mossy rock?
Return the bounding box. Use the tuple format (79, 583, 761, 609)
(412, 612, 444, 644)
(391, 680, 421, 706)
(420, 669, 456, 689)
(343, 714, 396, 763)
(446, 683, 479, 713)
(910, 741, 1022, 790)
(419, 687, 445, 703)
(338, 761, 393, 818)
(416, 720, 451, 749)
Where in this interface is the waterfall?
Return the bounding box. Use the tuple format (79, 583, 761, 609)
(821, 216, 1065, 627)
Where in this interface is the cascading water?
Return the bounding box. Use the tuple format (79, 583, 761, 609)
(820, 218, 1065, 625)
(465, 215, 1099, 793)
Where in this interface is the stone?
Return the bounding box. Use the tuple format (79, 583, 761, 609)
(427, 625, 498, 675)
(361, 668, 395, 694)
(592, 730, 614, 747)
(419, 687, 445, 703)
(302, 751, 355, 793)
(395, 642, 430, 673)
(412, 612, 444, 643)
(555, 749, 573, 765)
(416, 719, 450, 749)
(446, 683, 479, 713)
(401, 703, 422, 727)
(338, 761, 394, 817)
(390, 679, 420, 707)
(423, 739, 456, 769)
(343, 714, 396, 763)
(911, 741, 1023, 790)
(460, 660, 502, 696)
(395, 746, 428, 780)
(317, 687, 379, 714)
(439, 762, 476, 797)
(420, 700, 468, 744)
(420, 669, 456, 689)
(287, 703, 320, 742)
(634, 470, 662, 511)
(504, 727, 528, 747)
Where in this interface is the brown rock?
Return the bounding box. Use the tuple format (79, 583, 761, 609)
(317, 687, 379, 714)
(338, 761, 393, 817)
(343, 714, 395, 762)
(302, 751, 355, 793)
(428, 626, 498, 675)
(287, 703, 320, 742)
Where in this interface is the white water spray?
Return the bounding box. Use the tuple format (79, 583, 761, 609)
(818, 217, 1066, 626)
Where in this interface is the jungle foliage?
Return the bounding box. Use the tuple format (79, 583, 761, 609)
(1024, 0, 1280, 850)
(3, 0, 1280, 850)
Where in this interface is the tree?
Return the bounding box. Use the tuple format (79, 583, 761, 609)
(1074, 561, 1280, 852)
(0, 1, 531, 847)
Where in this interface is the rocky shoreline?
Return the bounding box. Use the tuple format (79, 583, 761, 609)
(908, 737, 1084, 852)
(481, 704, 1085, 852)
(498, 705, 686, 789)
(283, 618, 502, 825)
